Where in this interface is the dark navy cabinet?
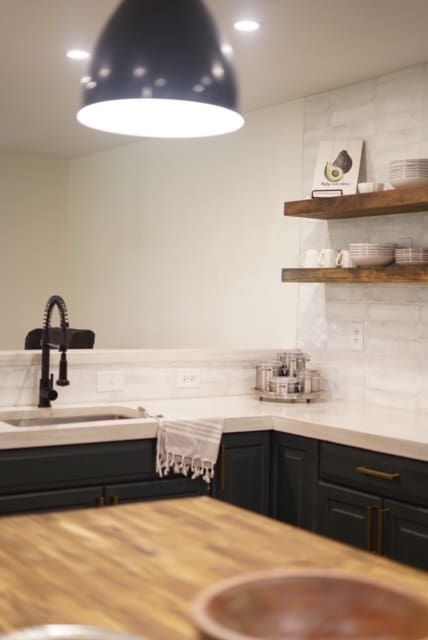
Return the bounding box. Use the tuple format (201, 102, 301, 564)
(1, 430, 427, 572)
(270, 432, 318, 531)
(211, 431, 270, 515)
(383, 499, 428, 570)
(0, 486, 105, 515)
(317, 442, 428, 571)
(104, 477, 208, 506)
(0, 439, 208, 516)
(318, 482, 382, 552)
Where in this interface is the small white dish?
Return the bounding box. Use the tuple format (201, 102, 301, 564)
(351, 255, 394, 267)
(390, 176, 428, 189)
(349, 243, 396, 248)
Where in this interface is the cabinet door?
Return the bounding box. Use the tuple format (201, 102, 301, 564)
(270, 432, 318, 531)
(382, 499, 428, 571)
(317, 482, 382, 552)
(212, 432, 270, 515)
(105, 477, 209, 505)
(0, 486, 104, 516)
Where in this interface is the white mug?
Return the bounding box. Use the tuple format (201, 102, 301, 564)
(357, 182, 384, 193)
(336, 249, 354, 268)
(299, 249, 319, 268)
(318, 248, 338, 268)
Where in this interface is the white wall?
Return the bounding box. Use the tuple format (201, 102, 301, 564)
(0, 154, 69, 349)
(68, 100, 304, 349)
(298, 63, 428, 411)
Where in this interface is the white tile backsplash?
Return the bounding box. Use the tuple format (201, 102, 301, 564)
(366, 388, 418, 412)
(367, 303, 420, 324)
(330, 103, 376, 128)
(365, 285, 421, 304)
(298, 62, 428, 411)
(0, 349, 277, 408)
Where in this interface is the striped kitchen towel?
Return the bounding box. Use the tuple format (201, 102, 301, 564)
(156, 418, 223, 483)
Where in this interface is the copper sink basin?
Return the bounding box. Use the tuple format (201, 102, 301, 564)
(192, 569, 428, 639)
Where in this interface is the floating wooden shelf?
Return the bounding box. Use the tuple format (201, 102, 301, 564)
(284, 186, 428, 220)
(281, 264, 428, 284)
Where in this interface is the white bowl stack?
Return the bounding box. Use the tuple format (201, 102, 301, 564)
(349, 243, 396, 267)
(395, 247, 428, 264)
(390, 159, 428, 189)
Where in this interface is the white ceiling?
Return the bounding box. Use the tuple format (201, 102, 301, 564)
(1, 0, 428, 158)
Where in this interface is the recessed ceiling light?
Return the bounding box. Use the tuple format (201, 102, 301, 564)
(221, 43, 234, 56)
(233, 19, 260, 32)
(67, 49, 90, 61)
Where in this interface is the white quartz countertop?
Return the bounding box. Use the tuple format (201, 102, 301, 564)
(0, 395, 427, 461)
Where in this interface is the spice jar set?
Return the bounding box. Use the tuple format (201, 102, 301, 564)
(255, 350, 321, 403)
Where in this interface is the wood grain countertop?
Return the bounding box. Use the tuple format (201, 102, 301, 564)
(1, 497, 427, 640)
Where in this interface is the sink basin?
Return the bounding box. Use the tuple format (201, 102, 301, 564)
(0, 405, 144, 428)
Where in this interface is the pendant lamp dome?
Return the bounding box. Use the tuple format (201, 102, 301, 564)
(77, 0, 244, 138)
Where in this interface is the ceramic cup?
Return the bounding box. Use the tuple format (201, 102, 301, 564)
(299, 249, 319, 268)
(336, 249, 354, 268)
(318, 249, 338, 268)
(357, 182, 384, 193)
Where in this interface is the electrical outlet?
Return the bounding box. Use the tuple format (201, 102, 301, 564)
(97, 370, 124, 392)
(350, 322, 364, 351)
(176, 369, 201, 388)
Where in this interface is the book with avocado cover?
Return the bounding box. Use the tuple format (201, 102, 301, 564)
(312, 139, 363, 196)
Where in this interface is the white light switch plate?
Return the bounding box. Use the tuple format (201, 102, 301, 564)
(350, 322, 364, 351)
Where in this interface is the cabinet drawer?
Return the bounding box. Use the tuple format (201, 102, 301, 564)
(0, 440, 157, 494)
(319, 443, 428, 507)
(0, 486, 103, 515)
(105, 477, 209, 505)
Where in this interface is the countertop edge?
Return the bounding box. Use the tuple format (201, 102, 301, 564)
(0, 397, 427, 461)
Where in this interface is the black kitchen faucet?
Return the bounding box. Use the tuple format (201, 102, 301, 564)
(38, 295, 70, 408)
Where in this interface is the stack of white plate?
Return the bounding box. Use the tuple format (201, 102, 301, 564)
(395, 247, 428, 264)
(390, 159, 428, 189)
(349, 243, 396, 267)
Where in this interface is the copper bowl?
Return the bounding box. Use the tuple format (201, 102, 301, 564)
(192, 569, 428, 639)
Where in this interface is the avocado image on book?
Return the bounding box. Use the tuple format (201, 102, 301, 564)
(324, 162, 344, 182)
(333, 149, 353, 173)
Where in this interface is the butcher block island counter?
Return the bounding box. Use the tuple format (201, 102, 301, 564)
(1, 497, 427, 640)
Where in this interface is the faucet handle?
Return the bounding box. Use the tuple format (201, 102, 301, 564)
(47, 374, 58, 401)
(38, 374, 58, 407)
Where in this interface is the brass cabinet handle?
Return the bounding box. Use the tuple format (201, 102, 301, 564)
(377, 508, 390, 555)
(96, 496, 105, 507)
(366, 505, 377, 553)
(356, 466, 400, 481)
(111, 495, 119, 505)
(220, 444, 226, 492)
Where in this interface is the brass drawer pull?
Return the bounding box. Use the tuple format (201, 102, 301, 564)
(366, 505, 377, 553)
(220, 444, 226, 492)
(356, 466, 400, 481)
(377, 508, 390, 555)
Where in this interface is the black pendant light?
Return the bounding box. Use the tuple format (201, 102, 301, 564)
(77, 0, 244, 138)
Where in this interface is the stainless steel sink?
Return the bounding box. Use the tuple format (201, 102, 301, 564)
(0, 405, 143, 428)
(6, 413, 137, 427)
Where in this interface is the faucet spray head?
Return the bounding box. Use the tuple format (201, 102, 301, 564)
(57, 351, 70, 386)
